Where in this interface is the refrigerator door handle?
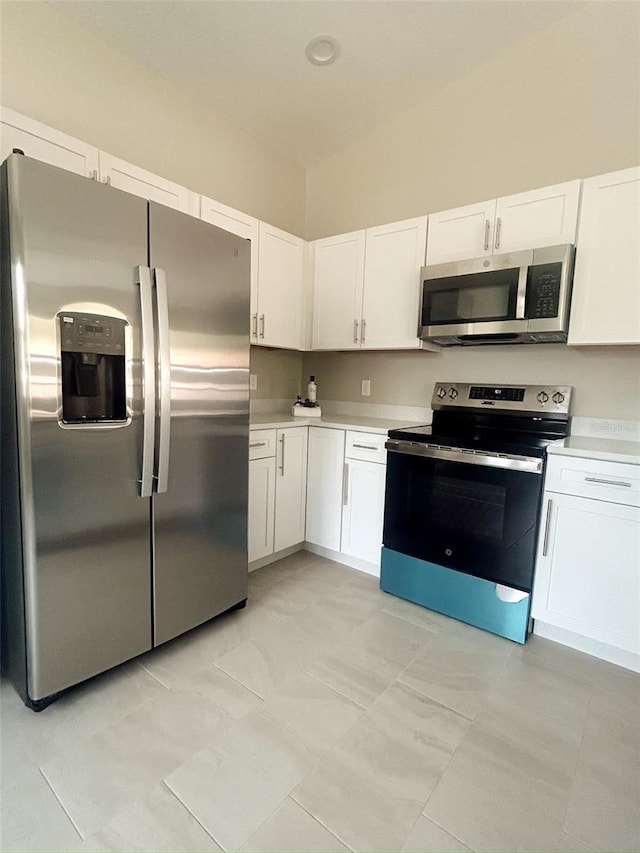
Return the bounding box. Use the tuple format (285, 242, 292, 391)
(153, 267, 171, 494)
(136, 265, 156, 498)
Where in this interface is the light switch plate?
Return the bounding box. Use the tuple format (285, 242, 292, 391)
(361, 379, 371, 396)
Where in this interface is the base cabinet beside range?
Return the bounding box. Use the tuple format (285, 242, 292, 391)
(305, 426, 387, 575)
(532, 452, 640, 671)
(248, 427, 308, 565)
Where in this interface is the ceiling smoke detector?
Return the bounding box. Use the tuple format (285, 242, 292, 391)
(305, 35, 340, 66)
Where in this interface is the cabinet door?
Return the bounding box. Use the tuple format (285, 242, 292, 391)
(201, 196, 260, 341)
(425, 199, 496, 265)
(1, 107, 99, 178)
(568, 167, 640, 346)
(495, 180, 581, 254)
(532, 492, 640, 654)
(98, 152, 199, 216)
(341, 459, 386, 568)
(305, 427, 345, 551)
(248, 456, 276, 562)
(274, 428, 308, 551)
(257, 222, 305, 350)
(361, 216, 428, 349)
(312, 231, 366, 350)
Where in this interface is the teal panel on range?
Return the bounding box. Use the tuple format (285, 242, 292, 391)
(379, 547, 530, 644)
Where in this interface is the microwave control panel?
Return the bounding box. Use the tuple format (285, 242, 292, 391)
(525, 262, 562, 319)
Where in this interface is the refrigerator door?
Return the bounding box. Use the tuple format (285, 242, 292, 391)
(3, 156, 153, 702)
(149, 203, 250, 645)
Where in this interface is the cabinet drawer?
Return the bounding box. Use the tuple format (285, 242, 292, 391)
(345, 430, 386, 464)
(544, 455, 640, 507)
(249, 429, 277, 460)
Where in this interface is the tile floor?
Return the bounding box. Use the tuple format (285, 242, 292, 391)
(1, 551, 639, 852)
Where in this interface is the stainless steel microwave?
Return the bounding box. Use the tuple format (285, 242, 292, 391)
(419, 243, 575, 346)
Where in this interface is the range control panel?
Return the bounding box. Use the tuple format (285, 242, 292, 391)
(432, 382, 572, 416)
(59, 313, 126, 355)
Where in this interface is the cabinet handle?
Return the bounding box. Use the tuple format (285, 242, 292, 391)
(494, 216, 502, 250)
(90, 169, 98, 181)
(361, 319, 366, 343)
(542, 498, 553, 557)
(353, 319, 359, 343)
(104, 174, 112, 186)
(483, 218, 490, 251)
(584, 476, 632, 488)
(259, 314, 265, 339)
(279, 433, 285, 476)
(250, 441, 267, 448)
(252, 313, 258, 338)
(342, 462, 349, 506)
(353, 443, 378, 451)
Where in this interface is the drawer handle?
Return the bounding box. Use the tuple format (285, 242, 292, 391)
(584, 476, 632, 488)
(352, 443, 378, 451)
(250, 441, 267, 448)
(542, 498, 553, 557)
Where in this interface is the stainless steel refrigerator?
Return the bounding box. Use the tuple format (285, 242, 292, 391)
(1, 154, 250, 709)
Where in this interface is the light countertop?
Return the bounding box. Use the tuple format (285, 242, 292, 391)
(250, 412, 426, 435)
(548, 436, 640, 465)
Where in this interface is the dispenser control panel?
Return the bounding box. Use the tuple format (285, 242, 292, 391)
(60, 313, 126, 355)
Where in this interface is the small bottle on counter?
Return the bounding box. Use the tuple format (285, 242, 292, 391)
(307, 375, 317, 406)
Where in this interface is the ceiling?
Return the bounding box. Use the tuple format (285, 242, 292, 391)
(52, 1, 581, 168)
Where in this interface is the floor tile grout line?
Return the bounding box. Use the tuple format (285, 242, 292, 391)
(161, 778, 227, 851)
(38, 765, 85, 842)
(211, 661, 268, 703)
(137, 661, 171, 690)
(301, 667, 369, 710)
(289, 791, 356, 852)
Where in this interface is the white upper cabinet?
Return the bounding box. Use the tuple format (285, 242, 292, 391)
(1, 106, 99, 178)
(256, 221, 305, 350)
(568, 167, 640, 346)
(425, 199, 496, 265)
(200, 196, 259, 330)
(311, 216, 428, 350)
(362, 217, 428, 349)
(425, 181, 581, 265)
(312, 231, 366, 351)
(98, 152, 199, 216)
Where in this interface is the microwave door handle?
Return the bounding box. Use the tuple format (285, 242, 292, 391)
(516, 265, 528, 320)
(136, 265, 156, 498)
(153, 268, 171, 494)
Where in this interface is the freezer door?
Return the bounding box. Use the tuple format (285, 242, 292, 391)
(3, 156, 152, 702)
(149, 203, 250, 645)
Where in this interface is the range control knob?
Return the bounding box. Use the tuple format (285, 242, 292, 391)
(449, 387, 458, 399)
(552, 391, 565, 405)
(436, 386, 447, 399)
(537, 391, 549, 404)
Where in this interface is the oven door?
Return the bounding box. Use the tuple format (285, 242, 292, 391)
(383, 442, 544, 592)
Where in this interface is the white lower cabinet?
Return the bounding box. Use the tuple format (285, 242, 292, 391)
(248, 455, 276, 562)
(305, 427, 345, 551)
(341, 432, 387, 568)
(532, 453, 640, 670)
(273, 427, 308, 552)
(248, 427, 308, 565)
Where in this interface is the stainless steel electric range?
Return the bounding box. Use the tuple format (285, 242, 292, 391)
(380, 381, 572, 643)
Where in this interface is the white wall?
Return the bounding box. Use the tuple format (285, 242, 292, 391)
(0, 1, 306, 236)
(305, 2, 640, 239)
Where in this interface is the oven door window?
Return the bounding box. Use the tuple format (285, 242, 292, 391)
(383, 452, 543, 591)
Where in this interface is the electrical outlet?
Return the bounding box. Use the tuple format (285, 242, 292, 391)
(361, 379, 371, 397)
(249, 374, 258, 391)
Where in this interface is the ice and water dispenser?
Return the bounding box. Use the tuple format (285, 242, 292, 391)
(59, 312, 127, 424)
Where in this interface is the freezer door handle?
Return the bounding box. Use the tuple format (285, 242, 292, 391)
(153, 267, 171, 493)
(136, 265, 156, 498)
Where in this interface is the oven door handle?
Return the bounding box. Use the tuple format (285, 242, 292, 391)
(385, 440, 542, 474)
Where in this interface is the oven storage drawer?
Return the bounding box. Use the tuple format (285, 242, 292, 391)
(544, 454, 640, 506)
